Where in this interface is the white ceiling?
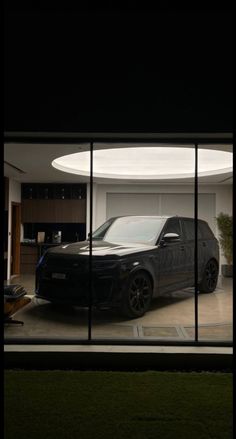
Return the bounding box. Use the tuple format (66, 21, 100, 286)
(4, 142, 233, 184)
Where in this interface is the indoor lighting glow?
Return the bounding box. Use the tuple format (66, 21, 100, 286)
(52, 147, 232, 180)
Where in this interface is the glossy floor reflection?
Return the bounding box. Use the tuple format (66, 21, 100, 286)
(4, 275, 232, 341)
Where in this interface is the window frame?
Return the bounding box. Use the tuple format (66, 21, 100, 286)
(4, 131, 233, 348)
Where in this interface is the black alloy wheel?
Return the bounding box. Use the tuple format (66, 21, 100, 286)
(122, 271, 153, 318)
(199, 259, 219, 293)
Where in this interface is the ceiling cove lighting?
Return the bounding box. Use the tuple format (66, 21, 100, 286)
(52, 147, 232, 180)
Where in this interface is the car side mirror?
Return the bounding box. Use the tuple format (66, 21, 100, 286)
(160, 233, 180, 246)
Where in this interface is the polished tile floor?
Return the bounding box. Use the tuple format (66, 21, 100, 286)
(4, 275, 233, 341)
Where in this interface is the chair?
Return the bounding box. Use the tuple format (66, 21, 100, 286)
(4, 284, 31, 325)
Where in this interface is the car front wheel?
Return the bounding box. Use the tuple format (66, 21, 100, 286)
(199, 259, 218, 293)
(121, 271, 153, 319)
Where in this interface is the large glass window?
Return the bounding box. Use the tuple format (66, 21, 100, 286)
(4, 143, 90, 341)
(4, 138, 233, 345)
(196, 144, 233, 342)
(89, 144, 196, 341)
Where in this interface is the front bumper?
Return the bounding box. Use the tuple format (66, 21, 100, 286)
(35, 255, 125, 308)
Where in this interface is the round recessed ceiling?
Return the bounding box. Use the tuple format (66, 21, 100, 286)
(52, 146, 232, 181)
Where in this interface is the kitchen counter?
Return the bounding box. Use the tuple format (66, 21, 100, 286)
(20, 242, 74, 274)
(21, 242, 71, 246)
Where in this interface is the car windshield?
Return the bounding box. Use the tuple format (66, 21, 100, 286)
(93, 217, 165, 244)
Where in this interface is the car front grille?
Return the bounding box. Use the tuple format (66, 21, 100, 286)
(43, 254, 88, 270)
(37, 254, 118, 305)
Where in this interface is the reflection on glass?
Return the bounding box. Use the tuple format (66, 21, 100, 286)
(4, 141, 232, 345)
(197, 144, 233, 341)
(91, 144, 196, 340)
(94, 216, 165, 244)
(4, 144, 90, 341)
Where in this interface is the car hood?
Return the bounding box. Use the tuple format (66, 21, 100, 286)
(46, 240, 156, 258)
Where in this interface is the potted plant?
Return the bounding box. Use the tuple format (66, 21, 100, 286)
(216, 212, 233, 277)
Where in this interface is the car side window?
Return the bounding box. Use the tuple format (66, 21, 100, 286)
(163, 218, 182, 238)
(92, 218, 114, 239)
(198, 221, 215, 239)
(182, 219, 203, 240)
(183, 220, 194, 240)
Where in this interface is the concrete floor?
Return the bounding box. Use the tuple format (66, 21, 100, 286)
(4, 275, 232, 341)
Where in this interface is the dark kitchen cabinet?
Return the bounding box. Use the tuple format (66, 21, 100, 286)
(21, 199, 86, 223)
(21, 183, 86, 200)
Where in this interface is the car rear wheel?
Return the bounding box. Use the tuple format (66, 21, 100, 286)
(199, 259, 218, 293)
(121, 271, 153, 318)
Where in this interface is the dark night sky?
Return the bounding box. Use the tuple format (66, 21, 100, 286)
(4, 4, 233, 132)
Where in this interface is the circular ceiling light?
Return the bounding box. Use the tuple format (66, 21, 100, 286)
(52, 147, 232, 180)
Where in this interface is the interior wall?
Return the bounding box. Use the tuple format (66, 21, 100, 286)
(87, 183, 232, 268)
(6, 180, 232, 279)
(7, 179, 21, 279)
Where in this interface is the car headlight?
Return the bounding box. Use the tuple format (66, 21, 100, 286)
(37, 252, 48, 268)
(93, 260, 118, 270)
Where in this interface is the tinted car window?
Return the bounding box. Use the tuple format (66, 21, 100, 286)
(182, 219, 205, 240)
(198, 221, 215, 239)
(183, 219, 195, 240)
(163, 218, 181, 237)
(92, 218, 115, 239)
(103, 216, 165, 244)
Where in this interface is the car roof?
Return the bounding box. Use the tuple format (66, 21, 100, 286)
(110, 215, 171, 219)
(110, 215, 206, 222)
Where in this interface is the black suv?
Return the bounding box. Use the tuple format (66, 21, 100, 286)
(36, 216, 219, 318)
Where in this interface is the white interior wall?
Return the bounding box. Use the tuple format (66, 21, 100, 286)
(106, 192, 216, 233)
(7, 179, 21, 280)
(93, 184, 231, 226)
(86, 183, 98, 237)
(86, 183, 232, 269)
(5, 177, 232, 280)
(215, 185, 232, 267)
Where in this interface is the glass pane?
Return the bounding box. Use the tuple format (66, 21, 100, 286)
(4, 143, 90, 341)
(90, 143, 196, 341)
(196, 144, 233, 341)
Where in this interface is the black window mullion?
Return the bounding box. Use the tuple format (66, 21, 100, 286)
(88, 141, 93, 341)
(194, 143, 199, 342)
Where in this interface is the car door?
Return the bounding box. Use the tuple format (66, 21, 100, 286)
(158, 217, 187, 292)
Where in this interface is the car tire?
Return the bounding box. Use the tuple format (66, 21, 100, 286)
(121, 271, 153, 319)
(198, 259, 219, 293)
(49, 302, 74, 311)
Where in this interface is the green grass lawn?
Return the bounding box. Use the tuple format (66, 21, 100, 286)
(4, 370, 233, 439)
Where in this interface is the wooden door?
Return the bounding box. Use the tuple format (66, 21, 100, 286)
(11, 202, 21, 275)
